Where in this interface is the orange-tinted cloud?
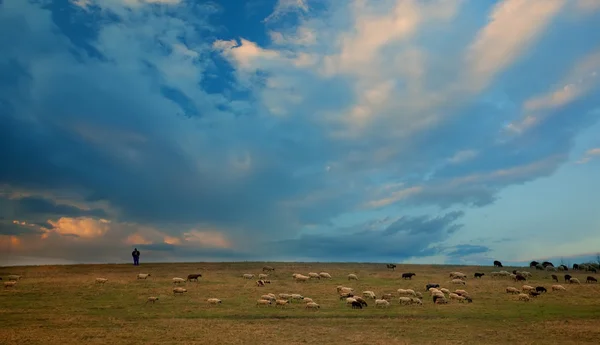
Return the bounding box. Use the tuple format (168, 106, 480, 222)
(45, 217, 111, 239)
(182, 230, 232, 248)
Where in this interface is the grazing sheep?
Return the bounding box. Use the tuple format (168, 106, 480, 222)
(411, 298, 423, 305)
(518, 293, 530, 302)
(530, 261, 540, 268)
(362, 291, 376, 299)
(173, 287, 187, 295)
(306, 302, 320, 310)
(336, 286, 354, 294)
(256, 280, 270, 287)
(434, 296, 448, 304)
(415, 292, 423, 299)
(95, 278, 108, 284)
(399, 297, 413, 305)
(509, 274, 517, 280)
(573, 264, 580, 270)
(339, 292, 355, 300)
(278, 293, 291, 300)
(522, 285, 535, 292)
(347, 274, 359, 281)
(319, 272, 332, 279)
(146, 297, 159, 304)
(543, 261, 554, 268)
(207, 298, 222, 305)
(402, 272, 416, 280)
(187, 274, 202, 282)
(551, 284, 566, 291)
(345, 297, 357, 305)
(137, 273, 151, 280)
(303, 298, 314, 303)
(294, 274, 310, 282)
(351, 301, 363, 309)
(449, 272, 467, 280)
(256, 299, 272, 307)
(474, 273, 485, 278)
(529, 291, 541, 297)
(440, 288, 450, 294)
(425, 283, 440, 291)
(546, 266, 557, 272)
(451, 279, 466, 285)
(514, 274, 527, 282)
(4, 281, 17, 288)
(258, 274, 268, 280)
(569, 277, 581, 284)
(275, 299, 289, 307)
(494, 260, 503, 267)
(586, 276, 598, 283)
(262, 266, 275, 272)
(172, 277, 185, 284)
(354, 297, 368, 307)
(506, 287, 520, 294)
(535, 286, 547, 293)
(291, 294, 304, 302)
(454, 289, 468, 296)
(564, 274, 572, 282)
(521, 272, 532, 278)
(551, 274, 559, 282)
(261, 294, 276, 302)
(432, 291, 445, 299)
(242, 274, 255, 279)
(397, 289, 416, 296)
(308, 272, 320, 279)
(7, 275, 20, 281)
(386, 264, 397, 271)
(375, 299, 390, 308)
(448, 292, 461, 301)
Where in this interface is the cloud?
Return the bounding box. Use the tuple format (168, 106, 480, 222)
(1, 0, 599, 264)
(576, 148, 600, 164)
(446, 244, 491, 258)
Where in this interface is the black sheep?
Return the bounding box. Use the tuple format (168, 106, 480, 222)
(402, 273, 416, 280)
(425, 283, 440, 291)
(551, 274, 558, 282)
(493, 260, 503, 267)
(515, 274, 526, 282)
(351, 301, 363, 309)
(474, 273, 485, 278)
(529, 291, 540, 297)
(586, 276, 597, 283)
(530, 261, 540, 268)
(564, 274, 572, 283)
(386, 264, 397, 271)
(535, 286, 547, 293)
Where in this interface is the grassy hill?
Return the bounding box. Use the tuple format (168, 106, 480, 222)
(1, 262, 599, 344)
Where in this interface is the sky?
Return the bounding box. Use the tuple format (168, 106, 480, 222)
(1, 0, 600, 267)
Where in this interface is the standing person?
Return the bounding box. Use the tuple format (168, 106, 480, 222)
(132, 248, 140, 266)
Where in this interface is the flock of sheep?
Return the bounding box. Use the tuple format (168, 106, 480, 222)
(3, 261, 597, 311)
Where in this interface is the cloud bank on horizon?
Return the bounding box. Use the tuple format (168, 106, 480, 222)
(1, 0, 600, 266)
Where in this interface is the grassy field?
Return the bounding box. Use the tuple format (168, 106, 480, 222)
(1, 262, 599, 345)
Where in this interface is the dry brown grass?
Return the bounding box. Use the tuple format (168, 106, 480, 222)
(1, 262, 599, 345)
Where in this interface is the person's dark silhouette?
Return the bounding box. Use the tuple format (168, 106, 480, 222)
(132, 248, 140, 266)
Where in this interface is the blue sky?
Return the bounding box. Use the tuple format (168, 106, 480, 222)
(1, 0, 600, 266)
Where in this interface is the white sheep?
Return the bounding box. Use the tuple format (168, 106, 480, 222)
(348, 274, 359, 281)
(569, 278, 581, 284)
(399, 297, 413, 305)
(4, 281, 17, 288)
(346, 297, 357, 305)
(455, 289, 468, 296)
(375, 299, 390, 308)
(415, 292, 423, 299)
(137, 273, 151, 280)
(278, 293, 292, 300)
(337, 286, 353, 294)
(552, 284, 566, 291)
(362, 291, 376, 299)
(258, 274, 268, 280)
(294, 274, 310, 282)
(518, 293, 530, 302)
(521, 285, 535, 292)
(173, 287, 187, 295)
(506, 287, 519, 294)
(449, 272, 467, 279)
(397, 288, 416, 296)
(448, 292, 461, 300)
(95, 278, 108, 284)
(172, 277, 185, 284)
(319, 272, 332, 279)
(146, 297, 159, 304)
(432, 291, 445, 299)
(261, 294, 276, 301)
(291, 294, 304, 302)
(440, 288, 450, 294)
(256, 299, 272, 306)
(266, 293, 276, 299)
(207, 298, 222, 305)
(308, 272, 321, 279)
(7, 275, 21, 281)
(275, 299, 289, 307)
(451, 279, 466, 285)
(303, 297, 314, 303)
(242, 273, 255, 279)
(411, 298, 423, 305)
(435, 297, 449, 304)
(305, 302, 320, 310)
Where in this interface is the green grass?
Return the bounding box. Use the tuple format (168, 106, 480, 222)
(1, 262, 599, 344)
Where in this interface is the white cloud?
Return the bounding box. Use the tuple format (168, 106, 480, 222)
(263, 0, 309, 23)
(576, 147, 600, 164)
